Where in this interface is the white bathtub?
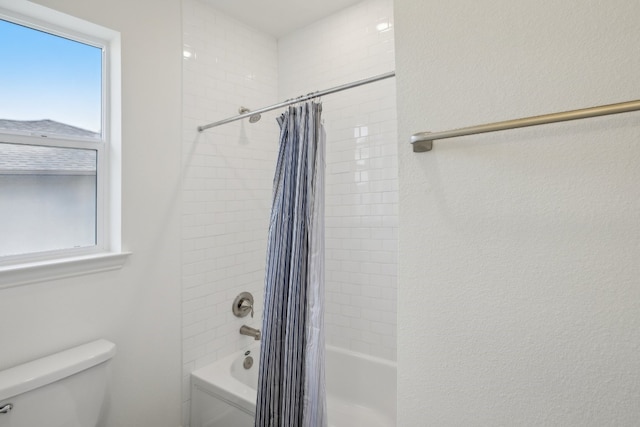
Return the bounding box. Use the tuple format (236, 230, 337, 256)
(190, 344, 396, 427)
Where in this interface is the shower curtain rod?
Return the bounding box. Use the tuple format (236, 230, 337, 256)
(197, 71, 395, 132)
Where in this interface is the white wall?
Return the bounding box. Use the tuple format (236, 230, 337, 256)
(279, 0, 398, 361)
(0, 0, 183, 426)
(395, 0, 640, 425)
(181, 1, 278, 424)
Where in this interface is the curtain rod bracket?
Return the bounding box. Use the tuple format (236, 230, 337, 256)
(412, 135, 433, 152)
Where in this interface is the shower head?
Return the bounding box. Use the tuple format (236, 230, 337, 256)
(239, 106, 261, 123)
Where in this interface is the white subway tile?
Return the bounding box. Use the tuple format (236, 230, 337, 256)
(183, 8, 396, 424)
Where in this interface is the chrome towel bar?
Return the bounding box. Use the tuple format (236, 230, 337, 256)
(411, 99, 640, 152)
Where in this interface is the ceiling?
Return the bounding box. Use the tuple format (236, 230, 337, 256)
(202, 0, 364, 38)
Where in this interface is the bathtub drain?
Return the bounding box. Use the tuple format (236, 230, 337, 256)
(243, 356, 253, 369)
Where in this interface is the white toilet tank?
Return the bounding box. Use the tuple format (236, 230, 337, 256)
(0, 339, 116, 427)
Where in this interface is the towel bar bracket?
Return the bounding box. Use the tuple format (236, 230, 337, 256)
(412, 137, 433, 152)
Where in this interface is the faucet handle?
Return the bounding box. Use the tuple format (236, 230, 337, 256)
(232, 292, 254, 318)
(240, 299, 254, 318)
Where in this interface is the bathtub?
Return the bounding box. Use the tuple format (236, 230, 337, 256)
(190, 344, 396, 427)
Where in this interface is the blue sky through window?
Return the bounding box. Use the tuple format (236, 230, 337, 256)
(0, 18, 102, 133)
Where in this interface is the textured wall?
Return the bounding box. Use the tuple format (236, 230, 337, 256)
(395, 0, 640, 425)
(279, 0, 398, 361)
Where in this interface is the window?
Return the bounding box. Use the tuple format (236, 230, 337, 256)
(0, 1, 125, 287)
(0, 143, 97, 257)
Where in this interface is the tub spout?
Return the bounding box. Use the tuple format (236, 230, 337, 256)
(240, 325, 261, 340)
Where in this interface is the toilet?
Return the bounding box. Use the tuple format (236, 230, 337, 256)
(0, 339, 116, 427)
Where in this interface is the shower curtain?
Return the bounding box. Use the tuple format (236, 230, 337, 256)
(255, 101, 327, 427)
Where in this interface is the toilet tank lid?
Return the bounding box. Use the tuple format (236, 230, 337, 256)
(0, 339, 116, 401)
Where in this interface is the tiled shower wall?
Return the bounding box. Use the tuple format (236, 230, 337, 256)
(279, 0, 398, 361)
(181, 0, 279, 422)
(182, 0, 397, 422)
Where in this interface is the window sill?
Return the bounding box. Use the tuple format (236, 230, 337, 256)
(0, 252, 131, 290)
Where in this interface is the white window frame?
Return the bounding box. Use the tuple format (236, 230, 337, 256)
(0, 1, 128, 289)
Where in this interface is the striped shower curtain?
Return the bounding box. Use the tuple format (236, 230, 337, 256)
(255, 101, 327, 427)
